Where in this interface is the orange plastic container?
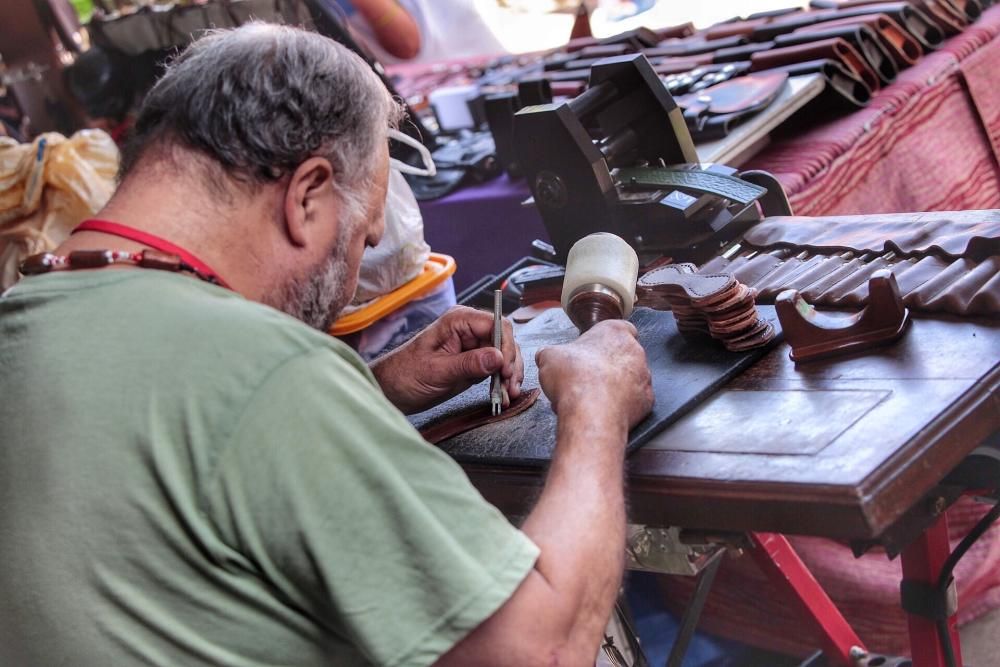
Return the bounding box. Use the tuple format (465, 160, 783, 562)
(329, 253, 457, 336)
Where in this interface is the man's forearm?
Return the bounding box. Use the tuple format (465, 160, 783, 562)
(520, 402, 628, 658)
(436, 401, 629, 667)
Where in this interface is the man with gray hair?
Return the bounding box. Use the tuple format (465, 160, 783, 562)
(0, 24, 653, 666)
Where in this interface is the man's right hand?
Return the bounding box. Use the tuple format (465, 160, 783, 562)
(536, 319, 654, 433)
(436, 318, 653, 667)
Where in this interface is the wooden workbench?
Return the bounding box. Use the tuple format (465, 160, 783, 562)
(464, 315, 1000, 544)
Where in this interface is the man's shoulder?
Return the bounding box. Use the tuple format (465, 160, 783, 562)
(131, 272, 362, 369)
(10, 270, 376, 393)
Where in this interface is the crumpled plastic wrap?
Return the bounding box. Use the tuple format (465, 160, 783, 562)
(0, 129, 119, 289)
(348, 168, 430, 307)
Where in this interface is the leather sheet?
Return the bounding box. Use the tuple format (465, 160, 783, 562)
(408, 306, 781, 467)
(742, 210, 1000, 258)
(701, 211, 1000, 316)
(419, 388, 541, 445)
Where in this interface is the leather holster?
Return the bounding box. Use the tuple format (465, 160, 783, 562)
(775, 24, 898, 84)
(749, 37, 881, 92)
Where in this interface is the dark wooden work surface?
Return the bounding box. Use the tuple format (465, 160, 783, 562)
(463, 315, 1000, 541)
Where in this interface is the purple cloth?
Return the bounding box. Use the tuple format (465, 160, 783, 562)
(417, 174, 548, 292)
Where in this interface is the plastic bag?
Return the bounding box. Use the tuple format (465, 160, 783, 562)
(350, 167, 431, 305)
(0, 129, 119, 289)
(340, 277, 457, 361)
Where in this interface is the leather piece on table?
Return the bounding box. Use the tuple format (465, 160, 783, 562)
(407, 306, 782, 467)
(959, 33, 1000, 169)
(749, 37, 881, 91)
(419, 388, 541, 445)
(699, 211, 1000, 316)
(510, 301, 561, 323)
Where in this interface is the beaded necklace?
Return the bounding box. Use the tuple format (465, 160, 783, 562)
(18, 219, 231, 289)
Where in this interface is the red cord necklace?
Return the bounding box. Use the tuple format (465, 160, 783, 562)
(18, 219, 232, 289)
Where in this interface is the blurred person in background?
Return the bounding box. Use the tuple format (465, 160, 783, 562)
(331, 0, 506, 62)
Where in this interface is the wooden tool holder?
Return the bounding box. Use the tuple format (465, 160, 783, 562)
(776, 269, 910, 362)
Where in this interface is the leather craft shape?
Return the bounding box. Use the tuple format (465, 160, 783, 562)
(749, 37, 881, 91)
(739, 211, 1000, 258)
(510, 300, 562, 323)
(419, 388, 541, 445)
(699, 211, 1000, 316)
(814, 0, 975, 28)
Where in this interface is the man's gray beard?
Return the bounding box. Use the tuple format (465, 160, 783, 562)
(274, 248, 353, 332)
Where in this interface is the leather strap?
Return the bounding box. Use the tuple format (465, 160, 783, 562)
(616, 167, 768, 206)
(419, 388, 541, 445)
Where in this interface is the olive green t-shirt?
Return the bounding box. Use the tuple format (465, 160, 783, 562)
(0, 270, 539, 667)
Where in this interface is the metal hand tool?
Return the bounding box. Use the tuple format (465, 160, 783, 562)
(490, 289, 504, 416)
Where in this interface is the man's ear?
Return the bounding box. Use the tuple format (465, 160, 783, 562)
(283, 157, 335, 248)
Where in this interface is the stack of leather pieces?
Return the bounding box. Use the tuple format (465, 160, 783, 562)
(636, 264, 776, 351)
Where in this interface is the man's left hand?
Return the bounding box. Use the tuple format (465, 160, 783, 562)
(370, 305, 524, 415)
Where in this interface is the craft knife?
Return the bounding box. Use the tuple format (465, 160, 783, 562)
(490, 289, 504, 416)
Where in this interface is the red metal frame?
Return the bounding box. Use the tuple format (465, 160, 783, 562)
(746, 521, 962, 667)
(900, 514, 962, 667)
(749, 532, 865, 666)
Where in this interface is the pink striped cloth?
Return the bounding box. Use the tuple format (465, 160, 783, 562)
(746, 5, 1000, 216)
(658, 499, 1000, 657)
(661, 12, 1000, 656)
